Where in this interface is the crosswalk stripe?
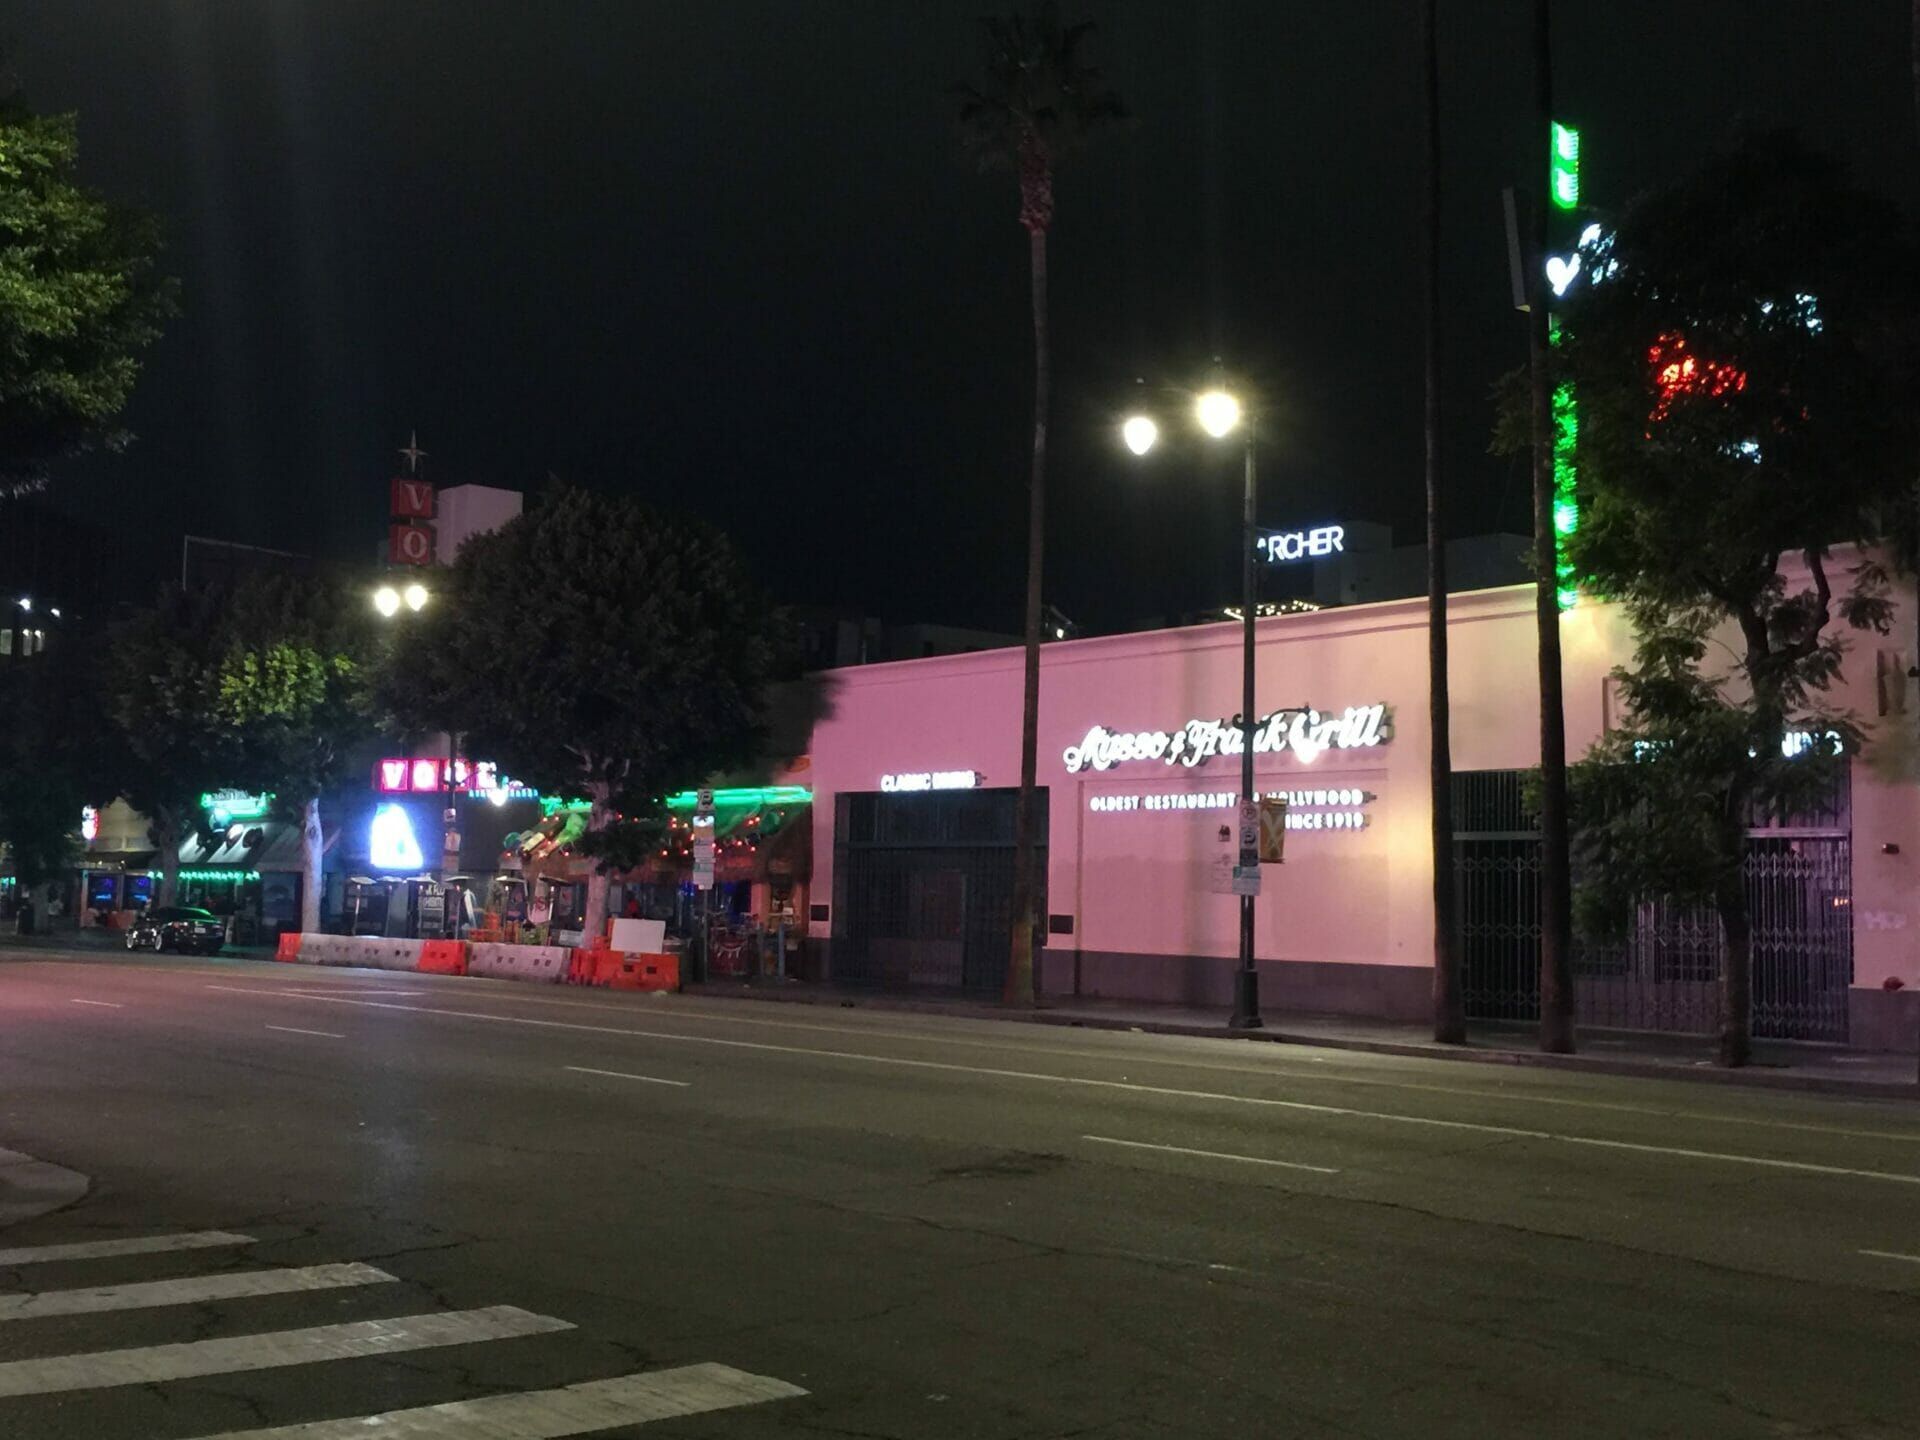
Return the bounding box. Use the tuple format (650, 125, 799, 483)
(0, 1263, 396, 1322)
(0, 1231, 254, 1267)
(0, 1304, 574, 1398)
(184, 1362, 809, 1438)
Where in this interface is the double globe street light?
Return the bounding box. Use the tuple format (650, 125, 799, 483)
(372, 582, 430, 618)
(1122, 381, 1264, 1030)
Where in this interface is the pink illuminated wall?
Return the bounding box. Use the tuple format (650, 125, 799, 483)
(801, 566, 1920, 1000)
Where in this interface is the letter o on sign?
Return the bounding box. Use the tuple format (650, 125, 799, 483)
(389, 524, 434, 566)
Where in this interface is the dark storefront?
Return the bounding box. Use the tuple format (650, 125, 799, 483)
(830, 786, 1044, 995)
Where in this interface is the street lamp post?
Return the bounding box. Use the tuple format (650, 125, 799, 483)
(1126, 381, 1264, 1031)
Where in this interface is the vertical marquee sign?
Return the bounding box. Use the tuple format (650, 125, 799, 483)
(389, 432, 435, 566)
(1547, 120, 1582, 611)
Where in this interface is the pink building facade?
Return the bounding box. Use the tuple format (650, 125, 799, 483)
(799, 571, 1920, 1051)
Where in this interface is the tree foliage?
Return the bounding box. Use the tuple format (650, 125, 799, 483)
(1542, 133, 1920, 1063)
(954, 3, 1126, 231)
(374, 486, 780, 940)
(0, 621, 117, 909)
(102, 587, 245, 902)
(215, 573, 372, 802)
(0, 94, 176, 496)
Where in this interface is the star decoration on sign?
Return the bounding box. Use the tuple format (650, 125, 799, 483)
(399, 430, 427, 474)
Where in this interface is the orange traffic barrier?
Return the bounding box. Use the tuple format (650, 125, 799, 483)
(603, 952, 679, 992)
(274, 931, 304, 963)
(416, 939, 469, 976)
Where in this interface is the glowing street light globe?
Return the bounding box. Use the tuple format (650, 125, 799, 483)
(1195, 389, 1242, 439)
(373, 586, 401, 618)
(1121, 415, 1159, 456)
(403, 582, 430, 612)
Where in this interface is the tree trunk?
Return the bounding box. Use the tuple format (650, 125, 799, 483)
(299, 794, 322, 935)
(153, 808, 181, 910)
(1006, 220, 1049, 1007)
(580, 793, 612, 948)
(1529, 0, 1575, 1054)
(1424, 0, 1465, 1046)
(1715, 873, 1753, 1067)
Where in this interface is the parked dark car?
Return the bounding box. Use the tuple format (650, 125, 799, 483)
(125, 906, 226, 955)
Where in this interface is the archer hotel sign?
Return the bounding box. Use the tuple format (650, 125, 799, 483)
(1063, 703, 1390, 774)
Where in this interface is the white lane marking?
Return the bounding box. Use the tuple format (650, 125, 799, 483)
(183, 1361, 809, 1438)
(200, 986, 1920, 1187)
(240, 981, 1920, 1146)
(68, 998, 123, 1008)
(566, 1065, 690, 1088)
(1084, 1134, 1339, 1175)
(0, 1231, 254, 1267)
(0, 1304, 573, 1398)
(1862, 1249, 1920, 1265)
(0, 1263, 395, 1322)
(281, 988, 424, 997)
(264, 1025, 345, 1039)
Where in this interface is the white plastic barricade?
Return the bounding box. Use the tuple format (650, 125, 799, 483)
(466, 942, 572, 984)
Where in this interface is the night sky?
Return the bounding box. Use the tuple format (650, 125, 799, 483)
(10, 2, 1915, 633)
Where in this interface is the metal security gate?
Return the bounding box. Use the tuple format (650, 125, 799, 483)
(1454, 770, 1852, 1041)
(832, 788, 1044, 995)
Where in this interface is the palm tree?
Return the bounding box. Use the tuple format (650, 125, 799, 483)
(1424, 0, 1465, 1044)
(1528, 0, 1575, 1052)
(956, 5, 1124, 1006)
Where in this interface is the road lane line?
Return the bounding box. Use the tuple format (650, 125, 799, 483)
(68, 998, 122, 1008)
(0, 1304, 573, 1398)
(210, 980, 1920, 1145)
(0, 1231, 254, 1267)
(565, 1065, 690, 1088)
(1085, 1134, 1339, 1174)
(0, 1263, 395, 1322)
(264, 1024, 346, 1039)
(199, 986, 1920, 1187)
(181, 1361, 809, 1438)
(1862, 1249, 1920, 1265)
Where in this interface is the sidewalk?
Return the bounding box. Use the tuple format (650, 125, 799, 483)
(683, 979, 1920, 1099)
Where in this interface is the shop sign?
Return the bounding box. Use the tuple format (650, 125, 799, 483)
(374, 758, 537, 802)
(1256, 525, 1345, 564)
(1063, 703, 1389, 775)
(1089, 786, 1371, 835)
(369, 803, 426, 872)
(200, 789, 273, 823)
(880, 770, 980, 793)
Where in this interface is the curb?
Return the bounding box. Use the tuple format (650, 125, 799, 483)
(683, 984, 1920, 1101)
(0, 1147, 89, 1230)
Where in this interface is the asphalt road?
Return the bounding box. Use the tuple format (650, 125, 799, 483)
(2, 955, 1920, 1438)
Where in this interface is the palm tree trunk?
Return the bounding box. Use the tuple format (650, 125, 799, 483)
(1529, 0, 1575, 1053)
(1424, 0, 1465, 1045)
(1006, 220, 1049, 1007)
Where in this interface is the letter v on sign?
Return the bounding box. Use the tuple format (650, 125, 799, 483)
(391, 478, 435, 519)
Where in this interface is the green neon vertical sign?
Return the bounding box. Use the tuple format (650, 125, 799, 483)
(1550, 121, 1581, 211)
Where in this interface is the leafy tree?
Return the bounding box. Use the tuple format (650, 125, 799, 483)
(0, 92, 176, 496)
(216, 574, 376, 934)
(374, 486, 779, 946)
(956, 4, 1123, 1005)
(0, 624, 116, 931)
(1551, 134, 1920, 1065)
(103, 588, 244, 907)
